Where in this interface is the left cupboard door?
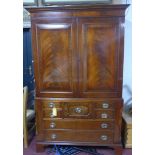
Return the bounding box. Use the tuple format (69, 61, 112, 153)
(31, 18, 78, 98)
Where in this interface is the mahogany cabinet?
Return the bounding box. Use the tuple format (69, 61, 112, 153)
(28, 3, 129, 155)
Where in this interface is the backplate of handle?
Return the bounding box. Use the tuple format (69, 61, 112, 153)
(100, 135, 108, 141)
(50, 122, 56, 128)
(101, 123, 108, 128)
(102, 103, 109, 109)
(101, 113, 108, 118)
(74, 107, 82, 113)
(51, 134, 57, 140)
(49, 102, 55, 108)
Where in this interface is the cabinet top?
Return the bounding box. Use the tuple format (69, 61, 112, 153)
(26, 1, 129, 13)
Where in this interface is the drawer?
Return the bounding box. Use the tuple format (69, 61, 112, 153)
(64, 102, 92, 119)
(42, 100, 63, 109)
(43, 109, 63, 118)
(95, 99, 123, 110)
(95, 110, 114, 119)
(44, 130, 113, 144)
(95, 101, 114, 109)
(43, 119, 114, 130)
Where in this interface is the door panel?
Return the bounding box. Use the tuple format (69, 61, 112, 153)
(78, 18, 122, 98)
(32, 18, 77, 97)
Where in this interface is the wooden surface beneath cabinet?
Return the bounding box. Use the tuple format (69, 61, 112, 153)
(27, 3, 129, 155)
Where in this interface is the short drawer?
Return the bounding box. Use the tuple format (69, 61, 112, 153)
(95, 102, 114, 109)
(43, 119, 114, 130)
(43, 109, 63, 118)
(44, 130, 113, 144)
(95, 99, 122, 110)
(42, 100, 63, 109)
(95, 110, 114, 119)
(64, 102, 92, 119)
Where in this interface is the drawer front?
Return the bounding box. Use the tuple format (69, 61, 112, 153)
(95, 110, 114, 119)
(95, 99, 123, 110)
(43, 119, 114, 130)
(64, 102, 92, 119)
(42, 100, 63, 109)
(41, 99, 121, 110)
(44, 130, 113, 144)
(43, 109, 63, 118)
(95, 101, 114, 109)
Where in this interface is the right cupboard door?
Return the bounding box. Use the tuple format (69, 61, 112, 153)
(78, 18, 124, 98)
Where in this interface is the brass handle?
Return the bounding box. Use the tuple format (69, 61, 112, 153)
(101, 135, 108, 141)
(101, 113, 108, 118)
(50, 112, 55, 118)
(51, 134, 57, 140)
(102, 103, 109, 109)
(50, 122, 56, 128)
(75, 107, 82, 113)
(49, 102, 55, 108)
(101, 123, 108, 128)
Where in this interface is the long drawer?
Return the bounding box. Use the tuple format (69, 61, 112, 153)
(38, 98, 122, 109)
(43, 119, 114, 130)
(44, 130, 114, 144)
(41, 99, 118, 110)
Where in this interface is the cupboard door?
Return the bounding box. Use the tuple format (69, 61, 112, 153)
(78, 18, 124, 98)
(32, 18, 77, 97)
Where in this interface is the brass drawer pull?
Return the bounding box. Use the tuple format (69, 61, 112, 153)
(50, 122, 56, 128)
(102, 103, 109, 109)
(50, 112, 55, 118)
(74, 107, 82, 113)
(101, 123, 108, 128)
(51, 134, 57, 140)
(101, 113, 108, 118)
(101, 135, 108, 141)
(49, 102, 55, 108)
